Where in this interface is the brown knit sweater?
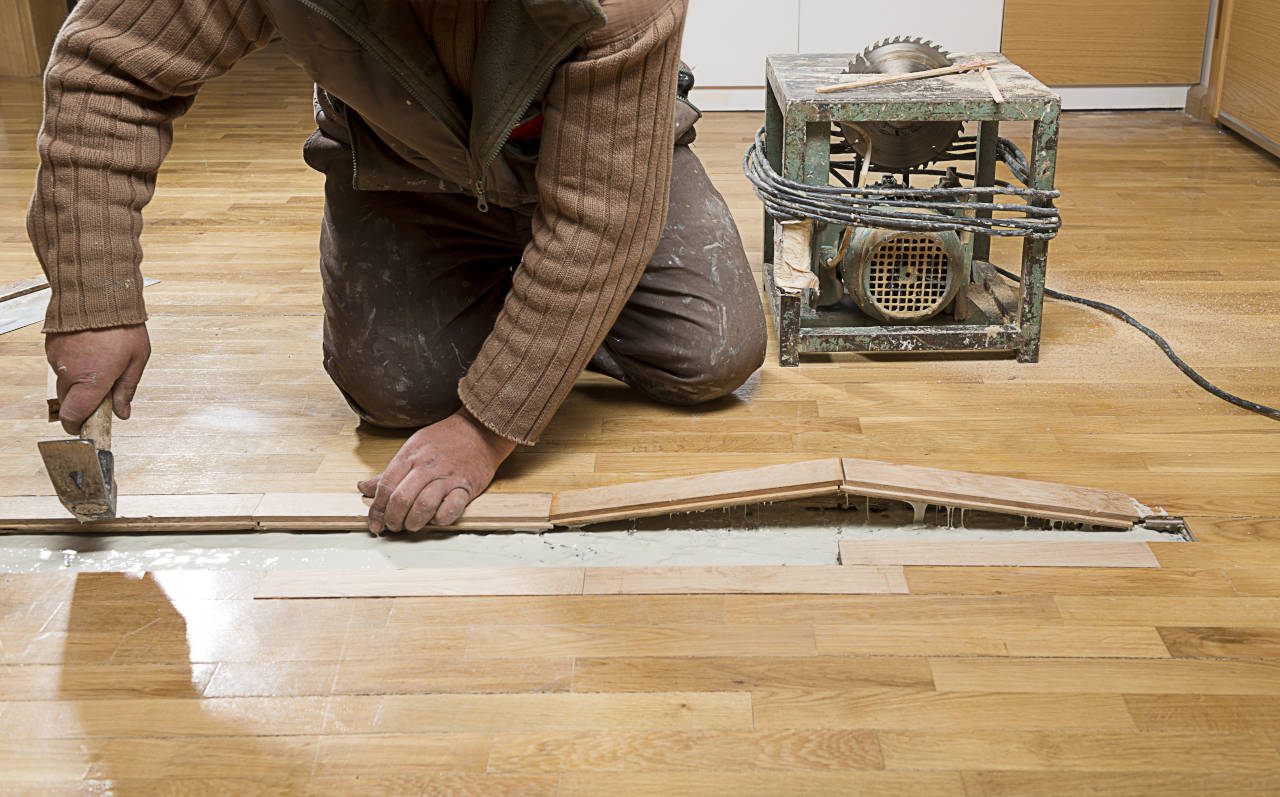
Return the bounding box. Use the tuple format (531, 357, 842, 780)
(27, 0, 686, 445)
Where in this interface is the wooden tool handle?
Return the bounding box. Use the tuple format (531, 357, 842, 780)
(80, 398, 112, 451)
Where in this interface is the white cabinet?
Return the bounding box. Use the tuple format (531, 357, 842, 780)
(681, 0, 1004, 110)
(681, 0, 800, 110)
(797, 0, 1004, 55)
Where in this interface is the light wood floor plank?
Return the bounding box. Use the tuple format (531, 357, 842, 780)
(1152, 542, 1280, 569)
(0, 777, 456, 797)
(903, 566, 1238, 596)
(203, 662, 338, 698)
(1056, 596, 1280, 626)
(486, 729, 883, 772)
(752, 689, 1137, 730)
(878, 729, 1280, 771)
(1124, 694, 1280, 732)
(387, 594, 724, 626)
(331, 658, 573, 696)
(930, 658, 1280, 695)
(1156, 626, 1280, 659)
(311, 734, 490, 776)
(0, 663, 217, 701)
(0, 736, 321, 780)
(839, 540, 1158, 568)
(559, 771, 966, 797)
(581, 565, 908, 594)
(723, 595, 1063, 625)
(1185, 517, 1280, 544)
(571, 656, 934, 692)
(1228, 569, 1280, 596)
(255, 568, 585, 598)
(815, 624, 1170, 658)
(465, 624, 815, 658)
(322, 692, 753, 733)
(0, 696, 331, 739)
(961, 771, 1280, 796)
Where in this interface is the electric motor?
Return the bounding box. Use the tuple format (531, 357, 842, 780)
(837, 212, 967, 324)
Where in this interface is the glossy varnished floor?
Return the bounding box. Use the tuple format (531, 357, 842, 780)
(1, 47, 1279, 793)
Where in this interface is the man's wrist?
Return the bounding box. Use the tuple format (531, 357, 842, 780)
(455, 406, 519, 455)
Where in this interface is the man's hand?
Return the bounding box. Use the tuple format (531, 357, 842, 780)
(358, 408, 517, 534)
(45, 324, 151, 434)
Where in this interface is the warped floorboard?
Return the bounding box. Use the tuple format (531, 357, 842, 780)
(0, 456, 1147, 532)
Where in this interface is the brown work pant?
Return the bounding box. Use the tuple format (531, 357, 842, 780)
(303, 117, 766, 431)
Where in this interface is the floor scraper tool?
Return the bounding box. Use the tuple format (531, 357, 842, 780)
(38, 398, 117, 521)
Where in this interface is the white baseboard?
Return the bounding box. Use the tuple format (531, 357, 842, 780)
(689, 87, 766, 112)
(1054, 85, 1193, 111)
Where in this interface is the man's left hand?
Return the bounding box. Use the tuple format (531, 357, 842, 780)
(358, 408, 517, 534)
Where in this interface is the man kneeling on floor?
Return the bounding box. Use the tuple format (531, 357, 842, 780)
(29, 0, 766, 533)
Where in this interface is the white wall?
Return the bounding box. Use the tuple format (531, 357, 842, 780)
(680, 0, 1195, 112)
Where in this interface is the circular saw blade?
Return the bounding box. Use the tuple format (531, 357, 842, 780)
(838, 36, 963, 171)
(846, 36, 951, 75)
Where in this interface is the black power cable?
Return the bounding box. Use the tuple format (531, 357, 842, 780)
(993, 266, 1280, 422)
(745, 126, 1277, 422)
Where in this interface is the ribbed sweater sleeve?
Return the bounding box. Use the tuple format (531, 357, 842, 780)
(457, 0, 688, 445)
(27, 0, 275, 333)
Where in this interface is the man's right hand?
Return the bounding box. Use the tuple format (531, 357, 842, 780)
(45, 324, 151, 434)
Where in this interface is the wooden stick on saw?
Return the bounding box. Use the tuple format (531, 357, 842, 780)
(816, 59, 1000, 94)
(980, 66, 1005, 104)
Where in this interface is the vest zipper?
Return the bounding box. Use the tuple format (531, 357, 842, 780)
(297, 0, 599, 215)
(472, 28, 593, 214)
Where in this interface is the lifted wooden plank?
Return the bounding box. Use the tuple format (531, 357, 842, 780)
(1, 457, 1150, 533)
(252, 492, 553, 532)
(549, 458, 845, 526)
(839, 541, 1160, 568)
(256, 567, 585, 598)
(840, 457, 1143, 528)
(0, 494, 264, 532)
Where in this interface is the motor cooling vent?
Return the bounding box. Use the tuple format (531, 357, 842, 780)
(864, 236, 954, 321)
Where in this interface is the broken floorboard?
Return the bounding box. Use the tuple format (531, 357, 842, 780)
(0, 456, 1148, 533)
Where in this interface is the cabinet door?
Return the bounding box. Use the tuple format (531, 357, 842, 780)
(1217, 0, 1280, 152)
(1002, 0, 1211, 85)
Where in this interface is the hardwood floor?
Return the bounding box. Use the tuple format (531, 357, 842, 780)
(1, 46, 1279, 793)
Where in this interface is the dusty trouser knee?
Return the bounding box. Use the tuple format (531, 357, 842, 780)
(591, 145, 767, 406)
(309, 112, 520, 428)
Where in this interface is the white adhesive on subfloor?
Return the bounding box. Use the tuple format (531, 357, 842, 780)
(0, 499, 1185, 573)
